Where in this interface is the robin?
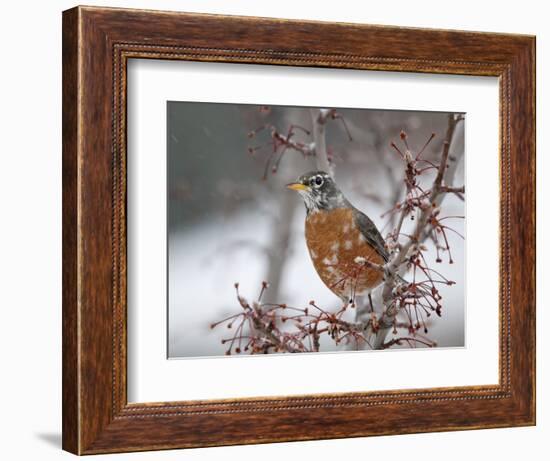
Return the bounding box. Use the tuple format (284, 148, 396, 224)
(287, 171, 388, 305)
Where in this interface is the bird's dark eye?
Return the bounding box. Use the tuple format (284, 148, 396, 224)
(314, 175, 324, 187)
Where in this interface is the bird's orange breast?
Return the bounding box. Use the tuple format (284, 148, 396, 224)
(305, 208, 384, 301)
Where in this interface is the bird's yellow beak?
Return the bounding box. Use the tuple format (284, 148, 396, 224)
(286, 182, 309, 191)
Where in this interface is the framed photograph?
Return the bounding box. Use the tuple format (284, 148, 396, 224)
(165, 102, 466, 360)
(62, 6, 535, 454)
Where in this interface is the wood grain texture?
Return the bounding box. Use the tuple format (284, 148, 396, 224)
(62, 5, 536, 455)
(62, 7, 79, 454)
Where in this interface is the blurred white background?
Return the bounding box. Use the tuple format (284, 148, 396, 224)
(0, 0, 546, 460)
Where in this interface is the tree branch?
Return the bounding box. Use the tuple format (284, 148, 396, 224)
(310, 109, 332, 174)
(370, 113, 464, 349)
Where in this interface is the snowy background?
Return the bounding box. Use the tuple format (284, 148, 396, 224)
(167, 102, 465, 358)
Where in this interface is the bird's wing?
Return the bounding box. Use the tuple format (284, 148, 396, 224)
(353, 209, 389, 262)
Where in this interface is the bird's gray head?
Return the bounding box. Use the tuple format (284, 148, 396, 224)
(286, 171, 348, 213)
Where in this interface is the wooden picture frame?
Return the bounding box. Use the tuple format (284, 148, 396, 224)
(62, 5, 535, 455)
